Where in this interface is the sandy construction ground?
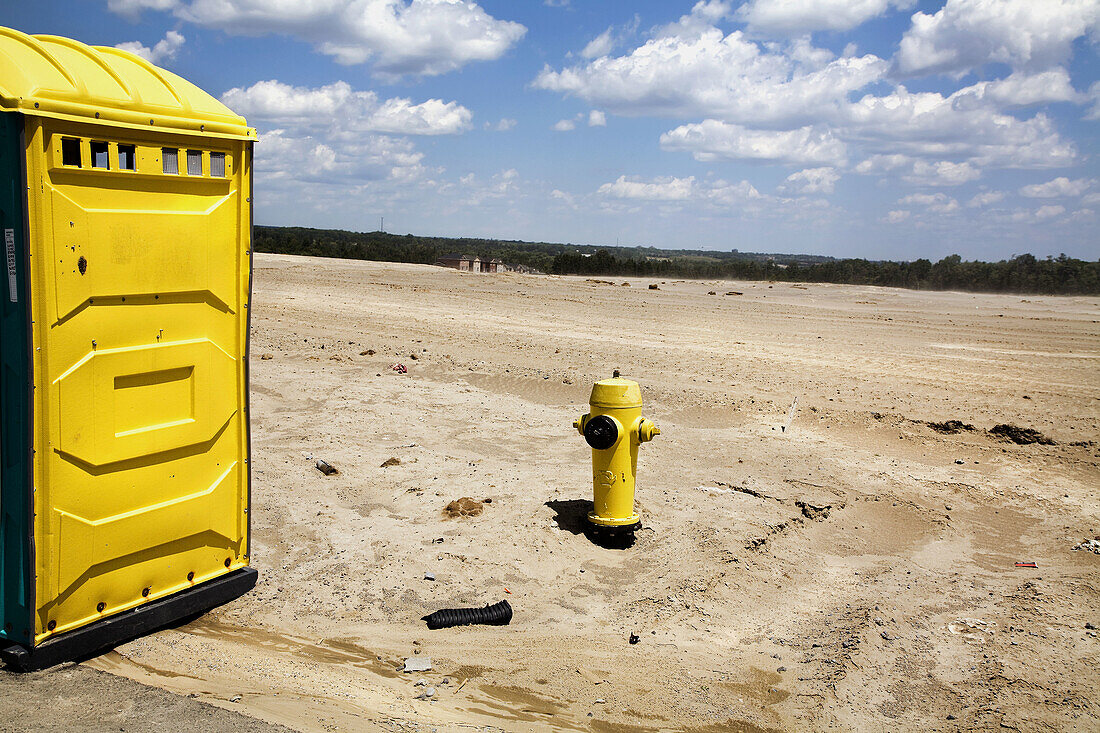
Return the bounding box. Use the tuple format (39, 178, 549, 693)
(27, 253, 1100, 731)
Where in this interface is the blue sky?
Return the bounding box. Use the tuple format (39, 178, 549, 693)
(6, 1, 1100, 260)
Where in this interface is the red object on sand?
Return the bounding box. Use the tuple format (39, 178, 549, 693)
(1015, 562, 1037, 568)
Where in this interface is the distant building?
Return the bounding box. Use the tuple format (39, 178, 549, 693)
(435, 254, 505, 273)
(436, 253, 476, 271)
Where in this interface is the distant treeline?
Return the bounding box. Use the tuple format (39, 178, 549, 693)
(253, 226, 1100, 295)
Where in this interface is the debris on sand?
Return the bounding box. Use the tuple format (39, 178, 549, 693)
(404, 658, 432, 673)
(621, 282, 630, 287)
(927, 420, 976, 434)
(381, 457, 402, 467)
(586, 279, 615, 285)
(947, 618, 994, 644)
(725, 291, 743, 296)
(989, 423, 1055, 445)
(649, 284, 660, 290)
(1072, 538, 1100, 554)
(260, 353, 273, 360)
(360, 349, 375, 355)
(391, 363, 408, 374)
(707, 291, 716, 295)
(796, 500, 832, 520)
(423, 600, 512, 629)
(443, 497, 486, 518)
(315, 459, 339, 476)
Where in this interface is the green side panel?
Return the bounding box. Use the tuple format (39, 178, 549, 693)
(0, 111, 32, 645)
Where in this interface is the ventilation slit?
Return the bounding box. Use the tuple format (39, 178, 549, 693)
(162, 148, 178, 174)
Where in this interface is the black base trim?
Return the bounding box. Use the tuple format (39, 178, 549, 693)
(1, 567, 257, 672)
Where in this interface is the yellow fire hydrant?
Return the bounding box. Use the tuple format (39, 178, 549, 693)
(573, 371, 660, 533)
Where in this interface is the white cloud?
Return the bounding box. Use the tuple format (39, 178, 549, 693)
(115, 30, 185, 64)
(967, 191, 1005, 207)
(1087, 82, 1100, 120)
(534, 11, 1080, 179)
(256, 129, 426, 184)
(552, 118, 576, 132)
(496, 118, 517, 131)
(107, 0, 177, 20)
(582, 28, 615, 59)
(592, 174, 841, 224)
(1034, 204, 1066, 220)
(903, 160, 981, 187)
(953, 70, 1083, 109)
(660, 121, 847, 166)
(1084, 192, 1100, 205)
(855, 155, 980, 187)
(738, 0, 915, 35)
(884, 209, 911, 223)
(895, 0, 1100, 77)
(533, 28, 887, 126)
(780, 167, 840, 195)
(598, 175, 696, 201)
(898, 192, 959, 213)
(854, 153, 912, 175)
(844, 88, 1077, 169)
(221, 80, 471, 136)
(112, 0, 526, 78)
(1019, 177, 1093, 199)
(588, 110, 607, 127)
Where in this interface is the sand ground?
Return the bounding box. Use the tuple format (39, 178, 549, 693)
(8, 253, 1099, 731)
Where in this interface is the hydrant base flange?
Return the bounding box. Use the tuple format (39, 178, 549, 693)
(587, 511, 640, 528)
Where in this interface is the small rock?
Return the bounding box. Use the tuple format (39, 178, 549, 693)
(360, 349, 375, 356)
(441, 677, 451, 685)
(1086, 622, 1096, 630)
(229, 695, 242, 703)
(595, 698, 606, 704)
(954, 459, 964, 465)
(881, 631, 897, 641)
(874, 617, 884, 626)
(777, 666, 786, 672)
(260, 353, 273, 360)
(381, 456, 401, 467)
(409, 353, 419, 360)
(629, 633, 639, 644)
(947, 714, 956, 720)
(945, 504, 953, 511)
(414, 679, 426, 687)
(415, 687, 436, 700)
(424, 572, 435, 581)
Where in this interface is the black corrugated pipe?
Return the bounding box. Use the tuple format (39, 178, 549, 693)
(422, 600, 512, 630)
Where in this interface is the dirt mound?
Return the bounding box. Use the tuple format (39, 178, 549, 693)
(989, 423, 1056, 445)
(443, 497, 487, 518)
(927, 420, 976, 434)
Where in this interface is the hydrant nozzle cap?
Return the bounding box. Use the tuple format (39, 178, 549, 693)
(589, 377, 642, 409)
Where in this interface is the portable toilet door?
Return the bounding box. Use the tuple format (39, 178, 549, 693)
(0, 27, 257, 671)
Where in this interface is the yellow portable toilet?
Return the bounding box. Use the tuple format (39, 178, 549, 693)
(0, 27, 256, 671)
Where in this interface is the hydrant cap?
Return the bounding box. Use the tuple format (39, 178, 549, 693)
(590, 376, 642, 409)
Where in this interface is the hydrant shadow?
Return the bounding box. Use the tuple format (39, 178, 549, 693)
(545, 499, 636, 550)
